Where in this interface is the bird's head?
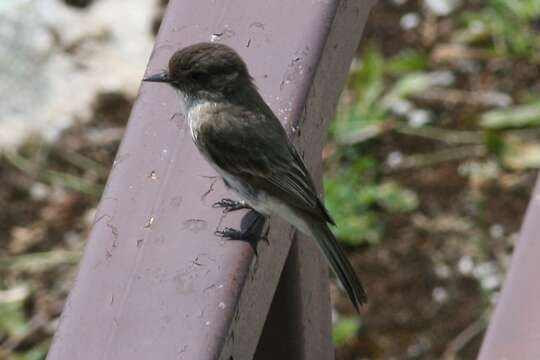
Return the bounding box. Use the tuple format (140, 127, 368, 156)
(143, 42, 252, 97)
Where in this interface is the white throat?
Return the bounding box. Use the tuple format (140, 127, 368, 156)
(186, 100, 215, 142)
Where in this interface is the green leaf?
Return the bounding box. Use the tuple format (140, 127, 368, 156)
(334, 212, 382, 246)
(372, 182, 419, 212)
(480, 101, 540, 129)
(5, 151, 103, 196)
(0, 286, 30, 337)
(333, 317, 361, 347)
(501, 136, 540, 170)
(386, 50, 429, 75)
(324, 164, 417, 246)
(490, 0, 540, 20)
(458, 0, 540, 58)
(351, 46, 386, 112)
(0, 250, 81, 272)
(11, 342, 49, 360)
(384, 71, 454, 100)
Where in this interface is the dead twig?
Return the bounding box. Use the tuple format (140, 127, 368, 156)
(413, 88, 512, 109)
(442, 317, 486, 360)
(0, 250, 81, 272)
(396, 125, 483, 145)
(385, 145, 487, 172)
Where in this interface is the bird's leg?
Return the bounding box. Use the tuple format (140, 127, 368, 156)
(215, 211, 269, 252)
(212, 198, 252, 213)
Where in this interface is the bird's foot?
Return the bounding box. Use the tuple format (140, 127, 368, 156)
(215, 227, 266, 242)
(212, 198, 251, 213)
(214, 227, 268, 256)
(214, 212, 269, 254)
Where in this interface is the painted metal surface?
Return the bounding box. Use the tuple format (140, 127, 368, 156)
(47, 1, 376, 359)
(479, 177, 540, 360)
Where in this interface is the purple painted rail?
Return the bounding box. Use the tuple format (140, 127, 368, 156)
(478, 176, 540, 360)
(46, 1, 376, 359)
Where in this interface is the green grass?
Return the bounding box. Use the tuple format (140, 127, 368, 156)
(459, 0, 540, 58)
(333, 317, 361, 347)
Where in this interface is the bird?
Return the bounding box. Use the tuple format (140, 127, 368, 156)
(143, 42, 367, 310)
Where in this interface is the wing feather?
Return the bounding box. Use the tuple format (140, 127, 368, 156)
(197, 102, 333, 224)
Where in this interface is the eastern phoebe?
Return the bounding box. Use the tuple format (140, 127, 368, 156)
(143, 42, 367, 309)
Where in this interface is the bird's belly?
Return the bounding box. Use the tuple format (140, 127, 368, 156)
(216, 168, 311, 235)
(187, 106, 286, 218)
(214, 168, 270, 214)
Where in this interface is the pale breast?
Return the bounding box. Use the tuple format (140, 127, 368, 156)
(186, 100, 277, 216)
(186, 101, 216, 142)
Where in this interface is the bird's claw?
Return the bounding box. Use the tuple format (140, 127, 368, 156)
(215, 227, 267, 256)
(215, 227, 261, 241)
(212, 198, 251, 213)
(215, 227, 236, 238)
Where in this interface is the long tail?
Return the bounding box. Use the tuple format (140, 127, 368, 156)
(306, 217, 368, 311)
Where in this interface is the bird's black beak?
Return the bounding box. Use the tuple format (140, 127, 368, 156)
(143, 71, 171, 83)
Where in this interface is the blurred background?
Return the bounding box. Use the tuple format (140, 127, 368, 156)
(0, 0, 539, 359)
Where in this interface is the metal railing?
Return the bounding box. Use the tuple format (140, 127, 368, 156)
(46, 1, 376, 359)
(478, 178, 540, 359)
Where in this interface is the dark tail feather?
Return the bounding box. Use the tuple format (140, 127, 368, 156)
(309, 219, 368, 311)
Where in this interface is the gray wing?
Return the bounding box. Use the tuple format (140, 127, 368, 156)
(197, 102, 334, 225)
(198, 100, 368, 309)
